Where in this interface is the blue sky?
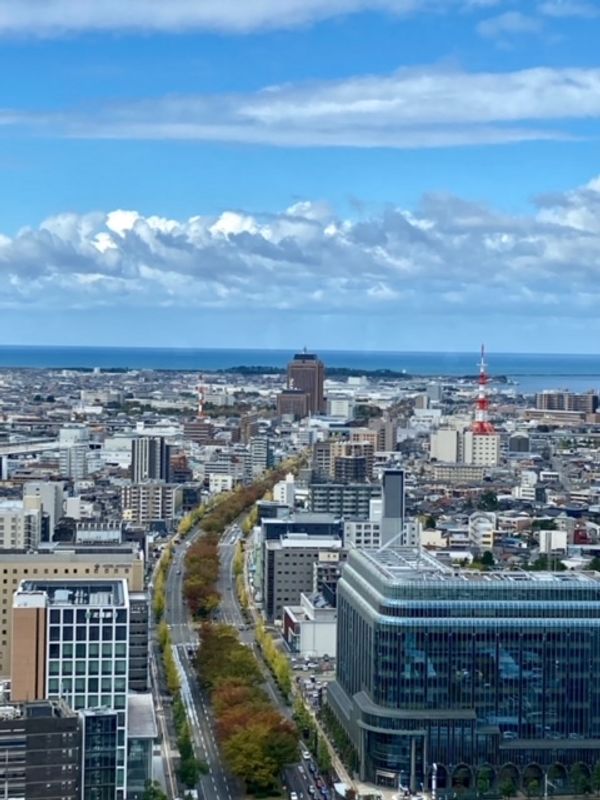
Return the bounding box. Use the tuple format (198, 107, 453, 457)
(1, 0, 600, 352)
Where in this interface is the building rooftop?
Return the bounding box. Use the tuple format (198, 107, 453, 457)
(17, 579, 127, 607)
(265, 512, 341, 524)
(0, 699, 76, 722)
(358, 547, 600, 586)
(127, 693, 158, 740)
(0, 500, 25, 511)
(2, 546, 139, 563)
(266, 533, 342, 550)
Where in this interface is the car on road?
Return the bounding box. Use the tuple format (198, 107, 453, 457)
(302, 750, 311, 761)
(290, 792, 299, 800)
(176, 569, 182, 575)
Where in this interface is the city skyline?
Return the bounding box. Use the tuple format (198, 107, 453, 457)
(1, 0, 599, 349)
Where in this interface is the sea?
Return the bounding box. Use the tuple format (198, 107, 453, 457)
(0, 346, 599, 395)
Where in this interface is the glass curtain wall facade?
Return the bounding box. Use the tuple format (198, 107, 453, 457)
(21, 580, 130, 800)
(82, 710, 119, 800)
(328, 548, 600, 792)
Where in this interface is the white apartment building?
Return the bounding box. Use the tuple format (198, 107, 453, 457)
(273, 473, 296, 508)
(23, 481, 64, 538)
(121, 482, 182, 525)
(102, 435, 135, 470)
(463, 431, 500, 467)
(209, 474, 234, 494)
(64, 496, 95, 520)
(327, 396, 355, 419)
(0, 501, 42, 550)
(468, 512, 496, 549)
(344, 519, 381, 549)
(430, 428, 461, 463)
(59, 444, 89, 480)
(539, 528, 568, 554)
(59, 425, 90, 447)
(344, 518, 421, 549)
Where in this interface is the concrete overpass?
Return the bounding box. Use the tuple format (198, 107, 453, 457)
(0, 439, 59, 479)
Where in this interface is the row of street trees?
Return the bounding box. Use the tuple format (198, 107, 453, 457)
(184, 533, 221, 617)
(157, 620, 205, 787)
(293, 697, 332, 775)
(153, 546, 172, 621)
(197, 623, 299, 794)
(255, 620, 293, 699)
(182, 454, 308, 619)
(177, 452, 308, 793)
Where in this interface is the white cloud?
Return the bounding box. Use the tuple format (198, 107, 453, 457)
(4, 0, 584, 37)
(0, 0, 481, 36)
(538, 0, 599, 18)
(6, 65, 599, 149)
(2, 178, 600, 320)
(477, 11, 543, 38)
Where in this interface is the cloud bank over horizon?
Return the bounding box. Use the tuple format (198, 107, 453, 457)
(1, 176, 599, 337)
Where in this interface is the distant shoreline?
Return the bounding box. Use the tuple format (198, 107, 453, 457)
(0, 347, 599, 394)
(4, 363, 509, 381)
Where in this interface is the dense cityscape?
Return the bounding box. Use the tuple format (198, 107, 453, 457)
(2, 349, 600, 799)
(2, 0, 599, 796)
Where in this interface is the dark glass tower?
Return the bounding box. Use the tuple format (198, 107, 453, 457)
(81, 709, 119, 800)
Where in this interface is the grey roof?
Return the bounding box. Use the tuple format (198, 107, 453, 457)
(127, 693, 158, 739)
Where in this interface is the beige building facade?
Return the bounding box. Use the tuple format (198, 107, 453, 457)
(0, 549, 143, 677)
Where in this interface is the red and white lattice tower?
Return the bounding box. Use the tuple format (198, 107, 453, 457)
(197, 380, 205, 418)
(472, 344, 495, 434)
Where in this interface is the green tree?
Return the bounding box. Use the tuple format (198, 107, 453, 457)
(222, 726, 278, 792)
(179, 755, 202, 789)
(157, 620, 169, 652)
(163, 646, 180, 694)
(526, 779, 541, 798)
(571, 765, 591, 796)
(481, 551, 495, 568)
(591, 762, 600, 795)
(316, 735, 332, 774)
(142, 780, 168, 800)
(589, 557, 600, 572)
(477, 768, 493, 798)
(499, 779, 516, 800)
(478, 490, 499, 511)
(532, 519, 558, 531)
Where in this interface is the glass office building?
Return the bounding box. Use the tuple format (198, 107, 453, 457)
(13, 580, 130, 800)
(328, 548, 600, 792)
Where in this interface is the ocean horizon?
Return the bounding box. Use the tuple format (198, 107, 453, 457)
(0, 345, 600, 394)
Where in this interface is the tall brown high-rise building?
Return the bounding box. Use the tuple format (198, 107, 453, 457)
(287, 351, 326, 415)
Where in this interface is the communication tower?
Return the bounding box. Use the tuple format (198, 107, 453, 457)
(472, 344, 495, 434)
